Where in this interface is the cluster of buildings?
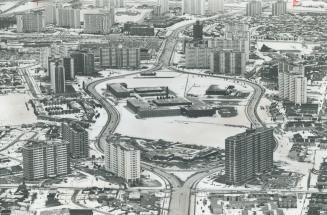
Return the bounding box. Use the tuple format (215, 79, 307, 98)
(16, 4, 115, 34)
(107, 83, 216, 118)
(22, 122, 89, 180)
(225, 127, 274, 185)
(45, 5, 80, 28)
(209, 193, 297, 215)
(39, 44, 95, 94)
(246, 0, 287, 17)
(184, 22, 249, 75)
(278, 61, 307, 105)
(22, 122, 141, 185)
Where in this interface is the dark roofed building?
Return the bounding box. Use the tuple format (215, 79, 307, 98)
(107, 83, 130, 98)
(206, 85, 227, 95)
(69, 209, 93, 215)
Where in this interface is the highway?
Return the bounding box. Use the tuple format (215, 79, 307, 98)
(168, 66, 265, 128)
(84, 9, 266, 215)
(85, 65, 162, 154)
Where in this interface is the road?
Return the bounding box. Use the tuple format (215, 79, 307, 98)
(84, 9, 266, 215)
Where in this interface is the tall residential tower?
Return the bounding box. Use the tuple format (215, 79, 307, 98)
(278, 62, 307, 104)
(225, 128, 274, 185)
(22, 140, 70, 180)
(105, 136, 141, 184)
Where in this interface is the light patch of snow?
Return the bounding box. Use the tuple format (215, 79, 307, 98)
(0, 94, 37, 126)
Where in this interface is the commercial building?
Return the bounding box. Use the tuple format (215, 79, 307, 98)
(49, 60, 66, 94)
(278, 62, 307, 104)
(183, 0, 205, 15)
(225, 127, 274, 185)
(62, 122, 89, 159)
(100, 45, 141, 68)
(185, 42, 213, 69)
(16, 12, 44, 33)
(193, 20, 203, 41)
(107, 83, 130, 98)
(71, 51, 95, 76)
(104, 136, 141, 184)
(158, 0, 169, 14)
(208, 0, 224, 14)
(84, 10, 114, 34)
(272, 0, 287, 16)
(22, 140, 70, 180)
(124, 23, 154, 36)
(210, 50, 246, 75)
(246, 0, 262, 16)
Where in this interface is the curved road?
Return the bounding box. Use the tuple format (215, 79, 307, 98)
(85, 10, 266, 215)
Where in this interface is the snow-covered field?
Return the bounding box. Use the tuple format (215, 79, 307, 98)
(55, 170, 120, 189)
(96, 71, 252, 148)
(0, 94, 37, 126)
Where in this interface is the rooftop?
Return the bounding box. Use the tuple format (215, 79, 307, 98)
(225, 127, 274, 142)
(23, 140, 67, 149)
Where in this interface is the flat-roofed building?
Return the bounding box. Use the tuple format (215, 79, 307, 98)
(272, 0, 287, 16)
(100, 45, 140, 69)
(278, 61, 307, 104)
(62, 122, 89, 158)
(225, 127, 274, 185)
(16, 12, 44, 33)
(246, 0, 262, 16)
(22, 140, 70, 180)
(210, 50, 246, 75)
(104, 136, 141, 185)
(84, 10, 114, 34)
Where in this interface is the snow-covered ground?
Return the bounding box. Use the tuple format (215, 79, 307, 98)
(55, 170, 120, 189)
(274, 131, 314, 190)
(197, 169, 262, 192)
(257, 41, 318, 55)
(0, 94, 37, 126)
(96, 71, 252, 148)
